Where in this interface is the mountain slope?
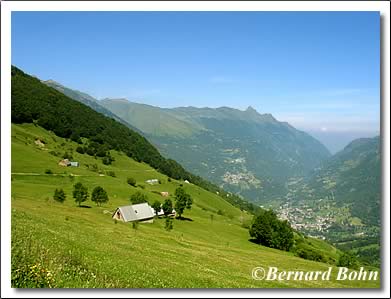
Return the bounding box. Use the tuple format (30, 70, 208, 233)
(11, 123, 378, 288)
(279, 136, 381, 266)
(100, 99, 331, 204)
(43, 80, 143, 134)
(11, 66, 259, 214)
(308, 136, 381, 226)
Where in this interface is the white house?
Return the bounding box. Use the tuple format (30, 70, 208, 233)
(145, 179, 159, 185)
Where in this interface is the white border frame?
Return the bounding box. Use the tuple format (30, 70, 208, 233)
(1, 1, 390, 298)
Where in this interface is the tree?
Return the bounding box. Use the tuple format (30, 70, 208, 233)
(249, 209, 294, 251)
(151, 200, 161, 216)
(130, 191, 148, 204)
(73, 182, 89, 206)
(91, 186, 109, 206)
(249, 212, 273, 247)
(174, 187, 193, 218)
(53, 188, 66, 203)
(162, 198, 173, 216)
(127, 177, 137, 187)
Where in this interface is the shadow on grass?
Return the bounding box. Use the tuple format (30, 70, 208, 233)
(78, 205, 92, 208)
(248, 238, 261, 245)
(175, 216, 194, 222)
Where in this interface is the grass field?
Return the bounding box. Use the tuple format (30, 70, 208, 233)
(11, 124, 380, 288)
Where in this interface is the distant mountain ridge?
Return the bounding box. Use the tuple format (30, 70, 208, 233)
(38, 81, 332, 204)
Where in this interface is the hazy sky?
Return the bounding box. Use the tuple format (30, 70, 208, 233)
(12, 11, 380, 153)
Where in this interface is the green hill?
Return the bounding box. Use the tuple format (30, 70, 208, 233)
(11, 123, 379, 288)
(10, 66, 379, 288)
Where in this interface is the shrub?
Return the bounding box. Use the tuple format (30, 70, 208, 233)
(45, 169, 53, 174)
(53, 188, 66, 203)
(295, 245, 327, 263)
(76, 146, 85, 154)
(106, 171, 116, 177)
(127, 177, 137, 187)
(337, 252, 359, 269)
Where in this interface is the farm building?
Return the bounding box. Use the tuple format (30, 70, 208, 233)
(58, 159, 71, 167)
(58, 159, 79, 167)
(112, 203, 155, 223)
(154, 205, 176, 217)
(146, 179, 159, 185)
(160, 191, 169, 197)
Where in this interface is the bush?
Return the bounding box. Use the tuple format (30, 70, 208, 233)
(53, 188, 66, 203)
(127, 177, 137, 187)
(106, 171, 116, 177)
(76, 146, 85, 154)
(295, 244, 326, 263)
(130, 191, 148, 204)
(337, 252, 359, 269)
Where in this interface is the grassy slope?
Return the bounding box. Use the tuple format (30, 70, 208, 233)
(11, 124, 379, 288)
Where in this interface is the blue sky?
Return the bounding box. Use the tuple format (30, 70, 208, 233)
(12, 11, 380, 153)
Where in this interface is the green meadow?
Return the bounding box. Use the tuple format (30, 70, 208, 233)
(11, 124, 380, 288)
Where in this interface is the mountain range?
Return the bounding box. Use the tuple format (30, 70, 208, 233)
(40, 84, 332, 205)
(23, 69, 381, 267)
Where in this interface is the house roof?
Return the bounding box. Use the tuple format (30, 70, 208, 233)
(116, 203, 155, 222)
